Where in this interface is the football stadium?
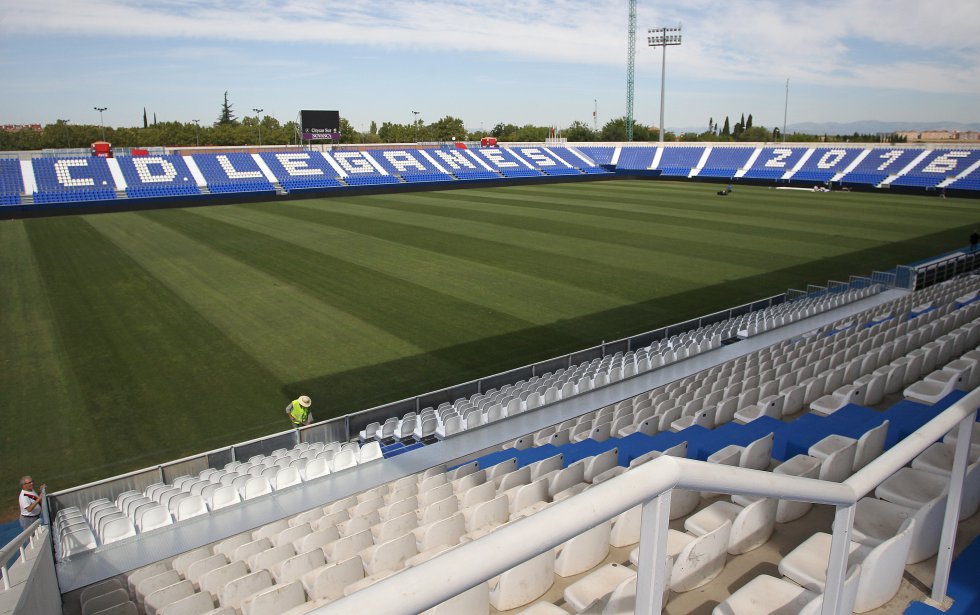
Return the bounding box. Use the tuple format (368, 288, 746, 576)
(3, 4, 980, 615)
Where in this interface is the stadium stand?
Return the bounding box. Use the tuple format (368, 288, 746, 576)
(616, 146, 658, 171)
(327, 151, 401, 186)
(741, 147, 809, 181)
(575, 146, 616, 166)
(30, 156, 117, 204)
(4, 144, 978, 212)
(697, 146, 754, 179)
(509, 147, 585, 176)
(190, 154, 276, 194)
(889, 149, 980, 189)
(258, 152, 343, 191)
(50, 278, 882, 560)
(369, 149, 454, 183)
(837, 148, 923, 187)
(115, 155, 201, 199)
(948, 163, 980, 192)
(0, 158, 24, 205)
(789, 147, 865, 183)
(656, 146, 706, 177)
(13, 250, 978, 615)
(472, 148, 544, 178)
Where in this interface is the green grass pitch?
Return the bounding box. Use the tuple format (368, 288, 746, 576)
(1, 179, 976, 508)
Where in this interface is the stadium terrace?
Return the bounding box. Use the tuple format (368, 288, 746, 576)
(1, 143, 979, 213)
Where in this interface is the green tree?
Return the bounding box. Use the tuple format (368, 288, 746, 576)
(339, 117, 358, 143)
(736, 126, 772, 142)
(369, 121, 377, 135)
(217, 91, 238, 126)
(746, 114, 753, 129)
(563, 120, 595, 142)
(428, 116, 467, 141)
(722, 116, 731, 137)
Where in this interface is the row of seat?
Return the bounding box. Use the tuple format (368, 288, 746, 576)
(54, 440, 386, 559)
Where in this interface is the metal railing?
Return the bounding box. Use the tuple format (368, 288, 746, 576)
(913, 251, 980, 290)
(47, 291, 790, 515)
(0, 520, 41, 591)
(45, 264, 906, 516)
(313, 388, 980, 615)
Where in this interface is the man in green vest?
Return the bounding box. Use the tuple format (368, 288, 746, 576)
(285, 395, 313, 428)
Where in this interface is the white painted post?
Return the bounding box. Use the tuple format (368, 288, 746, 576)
(821, 503, 855, 615)
(932, 411, 976, 603)
(634, 490, 672, 614)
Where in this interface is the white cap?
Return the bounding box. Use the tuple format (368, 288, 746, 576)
(298, 396, 312, 408)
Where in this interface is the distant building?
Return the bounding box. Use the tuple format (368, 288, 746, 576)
(1, 124, 42, 132)
(896, 130, 980, 142)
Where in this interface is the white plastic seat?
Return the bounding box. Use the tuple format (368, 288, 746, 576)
(913, 441, 980, 476)
(903, 371, 959, 404)
(562, 562, 636, 613)
(852, 494, 946, 564)
(684, 497, 777, 554)
(810, 420, 888, 474)
(158, 591, 215, 615)
(136, 570, 182, 607)
(210, 485, 241, 511)
(358, 422, 381, 441)
(712, 565, 860, 615)
(488, 550, 556, 611)
(554, 521, 611, 577)
(657, 519, 732, 592)
(176, 495, 209, 521)
(81, 589, 131, 615)
(137, 505, 173, 533)
(358, 441, 383, 464)
(323, 530, 373, 563)
(242, 476, 273, 500)
(779, 518, 915, 613)
(808, 438, 856, 483)
(301, 556, 364, 601)
(875, 461, 980, 521)
(102, 516, 137, 544)
(330, 449, 358, 472)
(200, 560, 249, 599)
(241, 580, 306, 615)
(144, 580, 194, 615)
(187, 554, 229, 588)
(220, 570, 274, 610)
(272, 467, 302, 491)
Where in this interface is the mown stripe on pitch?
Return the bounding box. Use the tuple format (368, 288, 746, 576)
(388, 191, 824, 268)
(89, 213, 432, 381)
(276, 197, 759, 295)
(0, 221, 105, 492)
(190, 204, 626, 325)
(427, 185, 875, 251)
(472, 182, 940, 243)
(22, 216, 286, 483)
(540, 180, 973, 228)
(144, 208, 587, 378)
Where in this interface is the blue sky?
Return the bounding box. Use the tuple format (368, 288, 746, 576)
(1, 0, 978, 133)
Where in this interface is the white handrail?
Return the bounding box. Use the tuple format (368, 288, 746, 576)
(0, 519, 41, 591)
(311, 387, 980, 615)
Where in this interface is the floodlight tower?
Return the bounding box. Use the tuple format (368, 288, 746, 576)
(94, 107, 108, 140)
(412, 110, 421, 142)
(252, 108, 263, 145)
(648, 26, 682, 143)
(192, 119, 201, 146)
(625, 0, 636, 141)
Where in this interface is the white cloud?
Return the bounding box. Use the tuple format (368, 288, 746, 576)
(2, 0, 979, 95)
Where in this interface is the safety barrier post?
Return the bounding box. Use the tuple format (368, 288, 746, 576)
(932, 409, 977, 603)
(634, 490, 672, 614)
(821, 503, 856, 615)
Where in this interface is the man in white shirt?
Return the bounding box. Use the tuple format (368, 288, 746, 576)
(19, 476, 46, 531)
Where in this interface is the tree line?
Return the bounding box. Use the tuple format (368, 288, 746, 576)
(0, 93, 907, 151)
